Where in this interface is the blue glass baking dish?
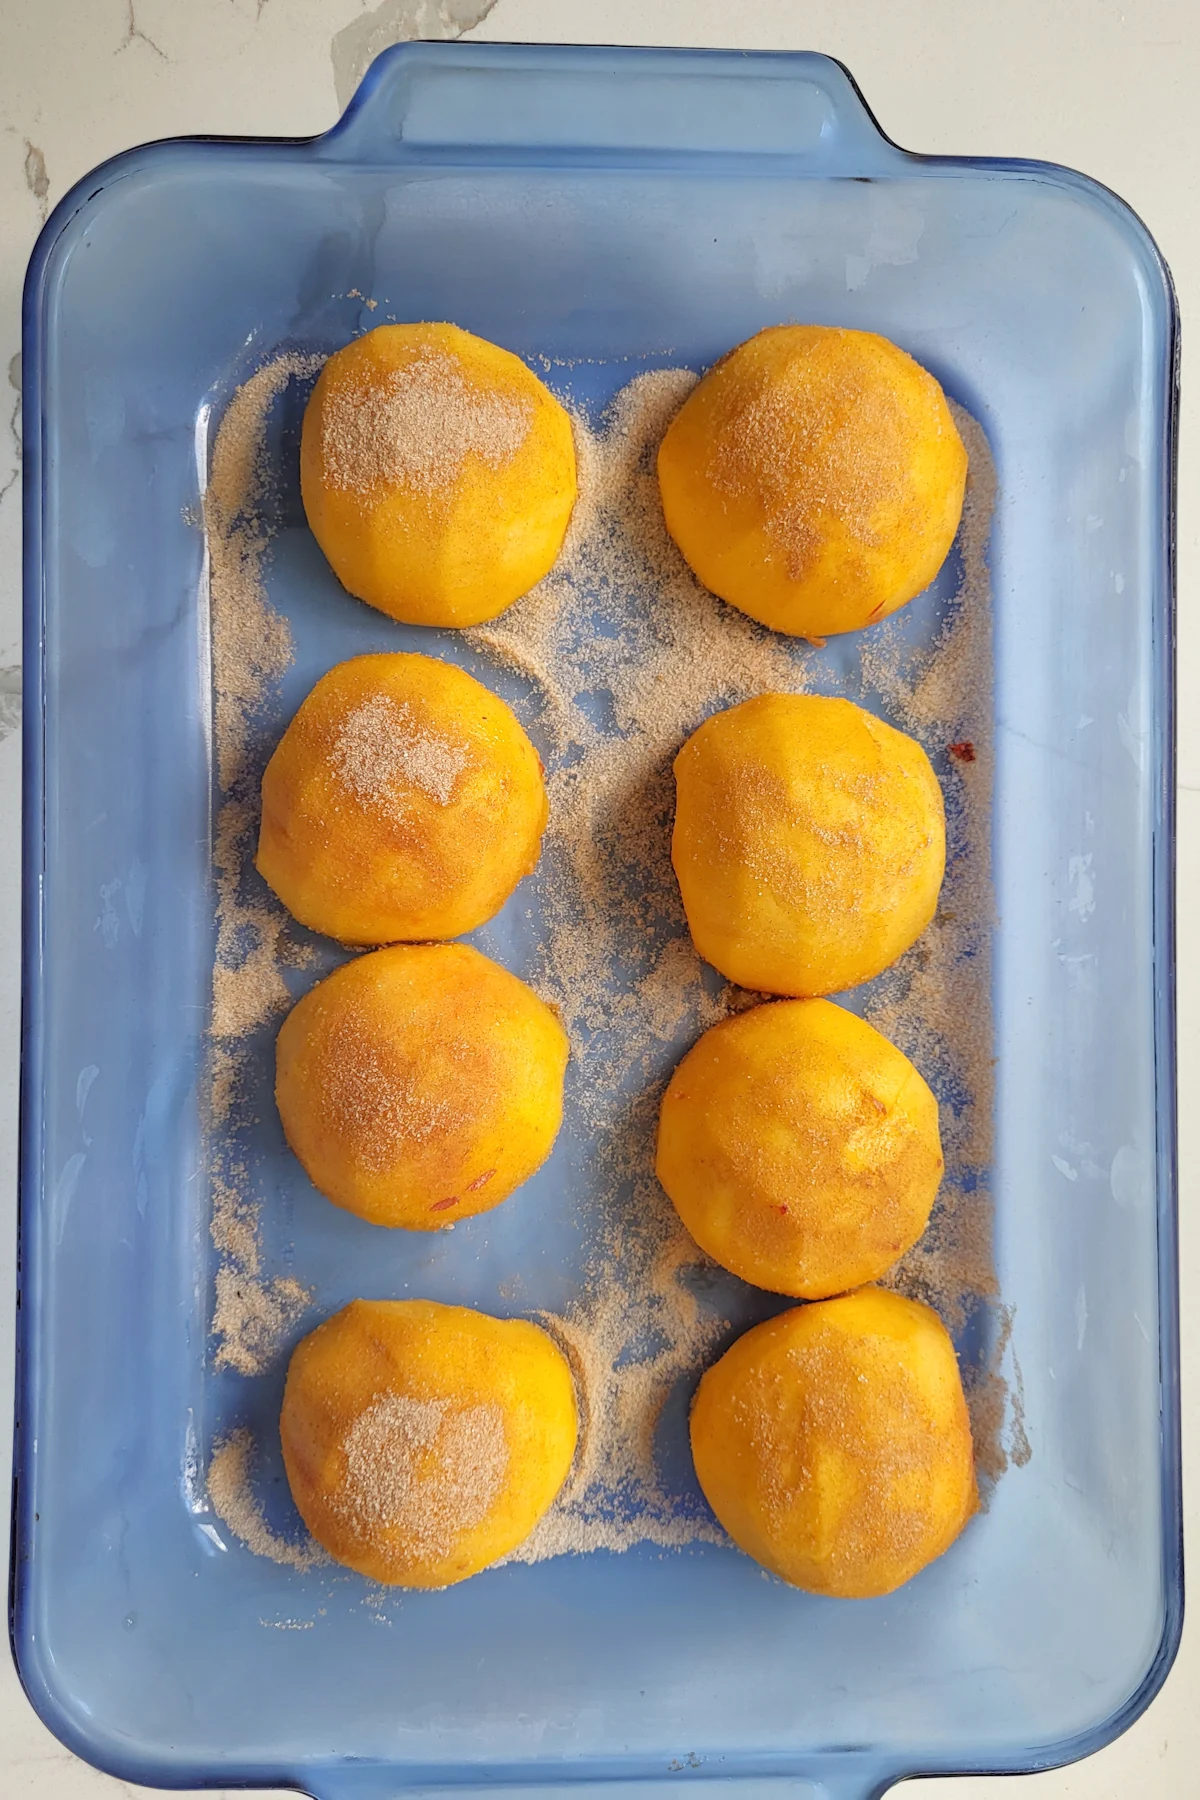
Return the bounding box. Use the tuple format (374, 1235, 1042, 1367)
(14, 41, 1179, 1800)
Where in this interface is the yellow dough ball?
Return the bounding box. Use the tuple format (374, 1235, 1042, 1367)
(257, 652, 547, 945)
(691, 1288, 976, 1598)
(281, 1299, 577, 1586)
(275, 943, 567, 1230)
(658, 325, 967, 639)
(657, 999, 942, 1299)
(301, 322, 577, 627)
(672, 693, 944, 996)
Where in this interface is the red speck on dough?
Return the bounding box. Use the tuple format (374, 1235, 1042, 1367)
(949, 740, 976, 763)
(466, 1169, 496, 1192)
(430, 1195, 459, 1212)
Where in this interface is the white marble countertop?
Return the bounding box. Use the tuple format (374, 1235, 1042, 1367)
(0, 2, 1195, 1796)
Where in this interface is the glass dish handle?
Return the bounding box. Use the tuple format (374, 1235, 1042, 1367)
(318, 43, 901, 176)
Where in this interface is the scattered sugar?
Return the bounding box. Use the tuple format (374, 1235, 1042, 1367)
(208, 353, 322, 1060)
(211, 798, 292, 1044)
(865, 410, 997, 1288)
(852, 406, 1009, 1482)
(206, 352, 320, 795)
(321, 347, 533, 496)
(206, 355, 321, 1372)
(332, 691, 469, 809)
(1007, 1351, 1032, 1468)
(208, 1427, 327, 1572)
(961, 1303, 1032, 1490)
(210, 1169, 260, 1276)
(212, 1266, 311, 1378)
(209, 1161, 312, 1375)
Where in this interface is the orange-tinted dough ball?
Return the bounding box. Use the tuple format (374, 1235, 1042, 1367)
(257, 652, 547, 945)
(658, 325, 967, 638)
(657, 999, 942, 1299)
(281, 1299, 577, 1586)
(691, 1287, 976, 1598)
(672, 693, 944, 996)
(301, 322, 577, 627)
(275, 943, 567, 1230)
